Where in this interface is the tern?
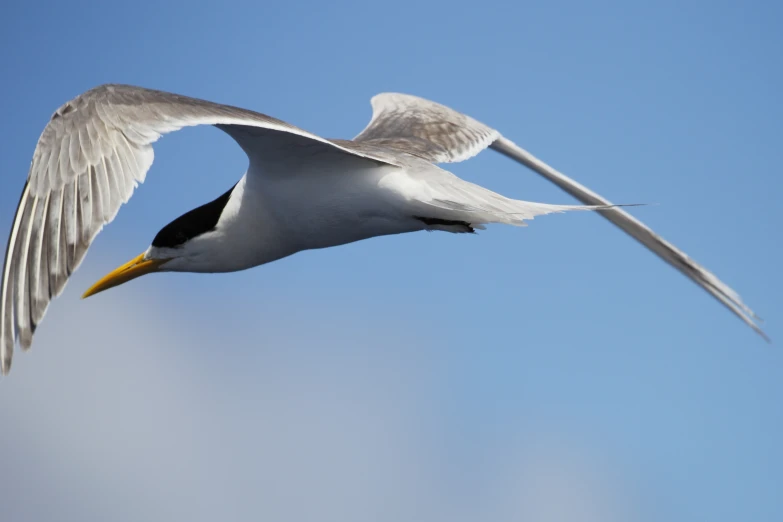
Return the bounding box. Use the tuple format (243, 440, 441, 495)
(0, 84, 765, 374)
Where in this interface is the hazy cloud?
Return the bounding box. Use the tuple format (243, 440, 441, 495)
(0, 273, 638, 522)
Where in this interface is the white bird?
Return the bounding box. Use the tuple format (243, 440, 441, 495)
(0, 84, 766, 374)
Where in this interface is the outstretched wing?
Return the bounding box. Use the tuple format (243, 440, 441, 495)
(1, 84, 398, 374)
(490, 137, 767, 341)
(354, 93, 500, 163)
(356, 92, 765, 340)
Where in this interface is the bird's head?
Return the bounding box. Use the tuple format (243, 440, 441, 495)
(81, 185, 239, 298)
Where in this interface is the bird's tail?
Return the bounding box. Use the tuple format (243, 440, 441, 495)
(420, 177, 642, 227)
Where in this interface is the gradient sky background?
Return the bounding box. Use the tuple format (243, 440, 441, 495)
(1, 1, 781, 521)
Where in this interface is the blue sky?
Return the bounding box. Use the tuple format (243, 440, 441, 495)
(0, 1, 781, 521)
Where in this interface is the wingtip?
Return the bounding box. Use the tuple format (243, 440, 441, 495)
(746, 317, 771, 344)
(0, 337, 12, 376)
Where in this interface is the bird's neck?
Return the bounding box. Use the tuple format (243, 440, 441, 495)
(214, 174, 298, 271)
(161, 174, 296, 273)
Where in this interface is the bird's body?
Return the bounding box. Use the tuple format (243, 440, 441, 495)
(246, 156, 409, 256)
(178, 160, 410, 272)
(155, 141, 571, 271)
(0, 84, 766, 374)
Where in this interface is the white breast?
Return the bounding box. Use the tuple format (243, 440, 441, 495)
(220, 159, 419, 268)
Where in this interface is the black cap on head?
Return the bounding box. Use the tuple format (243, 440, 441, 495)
(152, 184, 236, 248)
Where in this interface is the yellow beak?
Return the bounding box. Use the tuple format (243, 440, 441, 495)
(82, 252, 169, 299)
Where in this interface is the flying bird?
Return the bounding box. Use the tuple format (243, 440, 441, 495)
(0, 85, 766, 374)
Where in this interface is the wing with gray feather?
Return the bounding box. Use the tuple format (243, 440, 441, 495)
(357, 92, 765, 340)
(0, 84, 398, 374)
(354, 93, 500, 163)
